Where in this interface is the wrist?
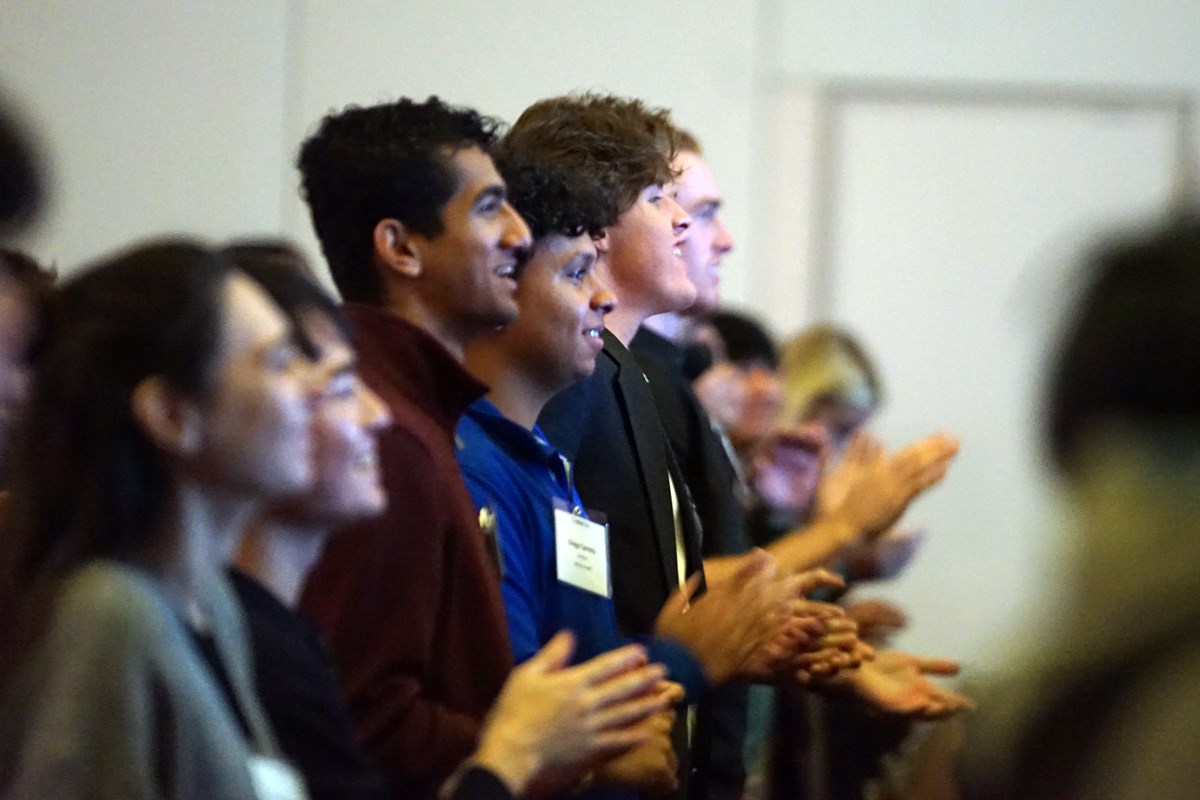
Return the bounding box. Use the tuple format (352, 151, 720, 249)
(471, 737, 539, 798)
(821, 516, 861, 553)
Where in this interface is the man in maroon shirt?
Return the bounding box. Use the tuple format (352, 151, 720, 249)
(295, 96, 533, 799)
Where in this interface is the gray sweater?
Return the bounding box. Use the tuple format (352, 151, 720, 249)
(1, 560, 290, 799)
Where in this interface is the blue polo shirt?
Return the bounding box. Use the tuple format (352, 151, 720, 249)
(455, 398, 707, 702)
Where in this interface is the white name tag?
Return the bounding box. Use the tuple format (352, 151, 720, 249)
(248, 755, 309, 800)
(554, 508, 611, 598)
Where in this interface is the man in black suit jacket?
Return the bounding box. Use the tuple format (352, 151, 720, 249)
(542, 325, 706, 635)
(518, 95, 851, 800)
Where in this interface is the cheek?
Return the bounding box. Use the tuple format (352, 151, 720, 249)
(309, 410, 354, 480)
(239, 382, 310, 469)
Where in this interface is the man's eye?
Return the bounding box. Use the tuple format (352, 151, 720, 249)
(266, 344, 299, 371)
(321, 374, 356, 400)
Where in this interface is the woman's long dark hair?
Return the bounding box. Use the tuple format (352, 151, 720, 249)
(0, 239, 234, 673)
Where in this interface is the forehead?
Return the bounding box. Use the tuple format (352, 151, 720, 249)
(222, 274, 289, 354)
(671, 151, 720, 208)
(298, 308, 352, 363)
(528, 232, 596, 271)
(443, 145, 504, 201)
(611, 183, 661, 227)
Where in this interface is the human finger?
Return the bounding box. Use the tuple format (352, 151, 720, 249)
(524, 630, 577, 674)
(587, 687, 675, 731)
(572, 643, 650, 688)
(659, 573, 704, 617)
(794, 567, 845, 596)
(914, 656, 960, 676)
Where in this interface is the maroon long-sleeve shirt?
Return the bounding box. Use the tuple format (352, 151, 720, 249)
(301, 304, 513, 800)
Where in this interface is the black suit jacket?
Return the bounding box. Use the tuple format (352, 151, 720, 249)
(539, 329, 704, 637)
(631, 328, 751, 558)
(632, 328, 753, 800)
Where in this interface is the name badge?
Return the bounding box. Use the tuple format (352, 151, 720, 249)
(554, 508, 611, 598)
(248, 754, 308, 800)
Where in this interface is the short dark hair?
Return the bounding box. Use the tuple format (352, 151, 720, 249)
(297, 96, 503, 304)
(221, 239, 352, 354)
(1047, 214, 1200, 471)
(709, 310, 779, 370)
(501, 93, 679, 234)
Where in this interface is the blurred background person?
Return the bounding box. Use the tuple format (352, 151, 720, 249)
(689, 310, 785, 470)
(754, 325, 926, 800)
(955, 214, 1200, 800)
(764, 325, 923, 640)
(0, 241, 315, 799)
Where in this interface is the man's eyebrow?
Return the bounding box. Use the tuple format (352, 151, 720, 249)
(473, 184, 506, 205)
(562, 251, 595, 273)
(321, 356, 359, 381)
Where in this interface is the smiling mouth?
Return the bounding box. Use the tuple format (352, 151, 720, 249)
(495, 263, 517, 279)
(583, 326, 603, 338)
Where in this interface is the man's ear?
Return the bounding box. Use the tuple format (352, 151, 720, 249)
(374, 218, 422, 279)
(593, 232, 611, 255)
(131, 376, 202, 457)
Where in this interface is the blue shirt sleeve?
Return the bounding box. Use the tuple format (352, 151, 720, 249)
(642, 636, 709, 704)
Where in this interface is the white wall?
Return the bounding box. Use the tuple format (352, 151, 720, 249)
(769, 0, 1200, 86)
(0, 0, 290, 270)
(746, 2, 1200, 670)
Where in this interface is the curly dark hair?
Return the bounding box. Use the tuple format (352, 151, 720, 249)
(493, 135, 613, 241)
(496, 93, 679, 240)
(297, 96, 503, 304)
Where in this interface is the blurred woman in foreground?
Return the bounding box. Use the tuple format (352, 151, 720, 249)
(0, 241, 316, 798)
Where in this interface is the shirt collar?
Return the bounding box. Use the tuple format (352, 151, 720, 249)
(463, 398, 564, 465)
(344, 303, 487, 430)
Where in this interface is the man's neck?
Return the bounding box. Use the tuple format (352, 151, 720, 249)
(604, 305, 650, 347)
(486, 379, 550, 431)
(382, 293, 472, 363)
(232, 518, 331, 609)
(465, 344, 552, 430)
(641, 312, 683, 342)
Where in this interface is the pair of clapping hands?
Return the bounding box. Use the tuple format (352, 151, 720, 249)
(656, 551, 972, 721)
(460, 632, 682, 799)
